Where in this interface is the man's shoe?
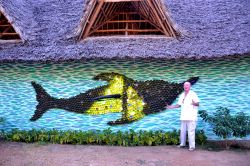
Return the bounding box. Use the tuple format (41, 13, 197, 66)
(177, 145, 185, 148)
(188, 147, 195, 151)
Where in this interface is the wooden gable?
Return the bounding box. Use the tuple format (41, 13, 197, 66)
(79, 0, 180, 39)
(0, 12, 21, 40)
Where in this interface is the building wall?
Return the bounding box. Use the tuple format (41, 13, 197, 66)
(0, 57, 249, 139)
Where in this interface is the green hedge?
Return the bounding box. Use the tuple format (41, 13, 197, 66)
(0, 128, 207, 146)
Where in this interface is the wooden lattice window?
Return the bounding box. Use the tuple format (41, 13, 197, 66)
(79, 0, 180, 39)
(0, 12, 21, 40)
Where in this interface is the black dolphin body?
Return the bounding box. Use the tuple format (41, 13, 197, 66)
(30, 72, 199, 125)
(30, 82, 120, 120)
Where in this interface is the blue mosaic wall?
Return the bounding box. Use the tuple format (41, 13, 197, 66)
(0, 56, 249, 139)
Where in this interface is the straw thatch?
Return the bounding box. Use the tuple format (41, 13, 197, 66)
(0, 0, 249, 61)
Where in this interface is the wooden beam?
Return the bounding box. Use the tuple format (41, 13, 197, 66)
(0, 33, 19, 35)
(92, 2, 118, 29)
(103, 0, 142, 2)
(107, 20, 148, 23)
(146, 0, 168, 35)
(82, 0, 105, 39)
(89, 2, 126, 33)
(115, 12, 137, 14)
(2, 26, 11, 33)
(136, 1, 165, 34)
(0, 25, 11, 27)
(152, 0, 176, 37)
(95, 29, 161, 33)
(78, 0, 98, 40)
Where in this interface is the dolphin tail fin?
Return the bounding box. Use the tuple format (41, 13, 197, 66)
(186, 77, 199, 85)
(30, 81, 54, 121)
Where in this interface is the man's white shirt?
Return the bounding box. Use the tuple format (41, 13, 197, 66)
(178, 90, 199, 121)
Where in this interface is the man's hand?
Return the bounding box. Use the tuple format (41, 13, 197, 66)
(192, 100, 199, 106)
(166, 104, 180, 109)
(166, 104, 171, 109)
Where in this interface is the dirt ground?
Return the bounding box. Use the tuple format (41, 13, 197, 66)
(0, 141, 249, 166)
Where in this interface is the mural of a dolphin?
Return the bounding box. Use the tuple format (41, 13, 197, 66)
(30, 72, 199, 125)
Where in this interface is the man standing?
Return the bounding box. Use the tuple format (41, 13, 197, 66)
(166, 81, 200, 151)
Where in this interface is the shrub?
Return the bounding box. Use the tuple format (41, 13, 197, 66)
(199, 107, 250, 149)
(0, 128, 207, 146)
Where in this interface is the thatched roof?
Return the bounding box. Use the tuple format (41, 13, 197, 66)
(0, 0, 249, 61)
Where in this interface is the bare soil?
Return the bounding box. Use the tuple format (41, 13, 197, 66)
(0, 141, 249, 166)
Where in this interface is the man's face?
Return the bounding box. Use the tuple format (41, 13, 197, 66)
(184, 82, 191, 92)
